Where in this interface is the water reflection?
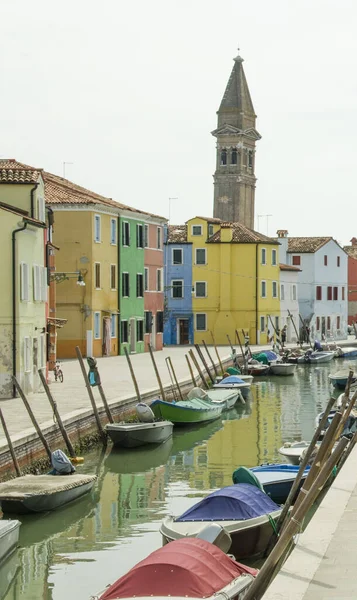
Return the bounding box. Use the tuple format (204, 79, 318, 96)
(2, 359, 356, 599)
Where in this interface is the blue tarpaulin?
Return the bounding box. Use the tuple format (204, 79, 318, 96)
(175, 484, 280, 522)
(216, 376, 245, 385)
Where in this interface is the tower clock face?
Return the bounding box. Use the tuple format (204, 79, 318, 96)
(218, 195, 230, 204)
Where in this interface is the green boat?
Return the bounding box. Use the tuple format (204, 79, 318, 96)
(150, 397, 223, 425)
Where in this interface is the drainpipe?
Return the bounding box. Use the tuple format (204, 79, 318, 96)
(256, 244, 259, 344)
(12, 221, 28, 397)
(30, 183, 39, 219)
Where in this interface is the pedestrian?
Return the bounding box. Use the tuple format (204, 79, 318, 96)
(281, 325, 287, 347)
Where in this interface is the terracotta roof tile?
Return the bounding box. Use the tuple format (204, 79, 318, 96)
(194, 216, 222, 224)
(344, 245, 357, 259)
(280, 263, 301, 271)
(0, 159, 42, 184)
(287, 237, 332, 253)
(208, 222, 278, 244)
(167, 225, 188, 243)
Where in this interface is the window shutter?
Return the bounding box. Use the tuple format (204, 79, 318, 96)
(157, 311, 163, 333)
(33, 265, 41, 301)
(20, 263, 29, 301)
(24, 336, 31, 371)
(40, 267, 48, 301)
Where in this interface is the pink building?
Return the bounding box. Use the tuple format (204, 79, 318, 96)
(144, 221, 166, 351)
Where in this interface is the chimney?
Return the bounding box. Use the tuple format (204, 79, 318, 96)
(276, 229, 289, 263)
(276, 229, 288, 238)
(220, 222, 233, 242)
(351, 237, 357, 246)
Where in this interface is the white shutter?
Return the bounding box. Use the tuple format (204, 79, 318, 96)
(33, 265, 41, 301)
(24, 336, 31, 372)
(20, 263, 29, 301)
(40, 334, 46, 368)
(37, 197, 45, 222)
(40, 267, 48, 302)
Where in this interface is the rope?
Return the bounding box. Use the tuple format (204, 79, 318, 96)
(267, 514, 279, 537)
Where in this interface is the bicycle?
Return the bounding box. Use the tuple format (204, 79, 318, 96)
(54, 361, 64, 383)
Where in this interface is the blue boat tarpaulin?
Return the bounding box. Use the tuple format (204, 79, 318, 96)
(217, 376, 245, 385)
(175, 484, 280, 522)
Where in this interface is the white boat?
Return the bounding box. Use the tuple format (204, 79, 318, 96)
(213, 376, 251, 398)
(106, 403, 173, 448)
(0, 520, 21, 563)
(187, 387, 239, 410)
(307, 351, 335, 364)
(328, 370, 357, 389)
(270, 363, 296, 376)
(278, 441, 312, 465)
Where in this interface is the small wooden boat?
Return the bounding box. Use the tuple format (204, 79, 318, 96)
(307, 351, 335, 364)
(335, 346, 357, 358)
(278, 441, 311, 465)
(213, 375, 251, 398)
(0, 520, 21, 563)
(106, 421, 173, 448)
(328, 370, 357, 389)
(0, 474, 96, 514)
(247, 363, 270, 375)
(160, 483, 282, 560)
(188, 386, 239, 410)
(248, 464, 309, 504)
(150, 398, 223, 425)
(269, 363, 296, 376)
(93, 537, 258, 600)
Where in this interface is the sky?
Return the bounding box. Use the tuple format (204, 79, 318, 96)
(2, 0, 357, 246)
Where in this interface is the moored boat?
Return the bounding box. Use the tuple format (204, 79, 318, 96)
(93, 537, 258, 600)
(269, 363, 296, 376)
(335, 346, 357, 358)
(307, 351, 335, 364)
(0, 520, 21, 564)
(150, 398, 223, 425)
(247, 363, 270, 375)
(160, 483, 282, 560)
(328, 370, 357, 389)
(213, 375, 251, 398)
(106, 420, 173, 448)
(278, 441, 312, 465)
(237, 464, 310, 504)
(187, 386, 240, 410)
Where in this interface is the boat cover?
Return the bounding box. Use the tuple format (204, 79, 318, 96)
(216, 376, 245, 385)
(151, 398, 218, 411)
(176, 484, 280, 522)
(99, 538, 257, 599)
(251, 351, 278, 364)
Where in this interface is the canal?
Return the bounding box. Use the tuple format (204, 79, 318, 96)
(0, 360, 351, 600)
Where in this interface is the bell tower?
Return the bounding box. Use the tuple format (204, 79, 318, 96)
(212, 54, 261, 228)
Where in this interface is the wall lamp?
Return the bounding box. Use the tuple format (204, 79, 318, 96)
(51, 270, 87, 286)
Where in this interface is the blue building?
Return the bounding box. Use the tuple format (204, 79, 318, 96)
(164, 225, 193, 345)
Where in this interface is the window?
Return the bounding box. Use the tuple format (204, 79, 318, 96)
(261, 248, 266, 265)
(24, 336, 31, 372)
(272, 281, 278, 298)
(275, 316, 279, 331)
(145, 311, 152, 333)
(94, 215, 101, 243)
(272, 249, 277, 266)
(195, 248, 206, 265)
(208, 224, 214, 237)
(281, 284, 285, 301)
(231, 149, 237, 165)
(337, 315, 341, 330)
(157, 269, 163, 291)
(136, 224, 144, 248)
(248, 150, 253, 168)
(172, 280, 183, 298)
(110, 218, 117, 245)
(327, 316, 331, 330)
(327, 286, 332, 301)
(122, 221, 130, 246)
(192, 225, 202, 236)
(220, 149, 227, 165)
(260, 316, 265, 332)
(324, 255, 328, 266)
(157, 227, 162, 249)
(316, 286, 322, 300)
(333, 286, 338, 301)
(195, 281, 207, 297)
(136, 273, 144, 297)
(37, 196, 45, 222)
(316, 316, 320, 331)
(172, 248, 183, 265)
(33, 265, 41, 301)
(292, 255, 301, 266)
(196, 313, 207, 331)
(121, 320, 128, 343)
(261, 280, 266, 298)
(94, 312, 101, 339)
(94, 263, 101, 289)
(337, 256, 340, 267)
(111, 314, 117, 338)
(292, 284, 297, 301)
(342, 287, 345, 300)
(110, 264, 116, 290)
(136, 320, 144, 342)
(144, 267, 149, 291)
(122, 272, 130, 297)
(20, 262, 29, 301)
(144, 224, 149, 248)
(157, 311, 164, 333)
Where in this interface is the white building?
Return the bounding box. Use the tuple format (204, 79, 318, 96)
(285, 235, 348, 341)
(276, 231, 300, 343)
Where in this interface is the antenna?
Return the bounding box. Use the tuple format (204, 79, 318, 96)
(257, 214, 273, 236)
(62, 162, 74, 179)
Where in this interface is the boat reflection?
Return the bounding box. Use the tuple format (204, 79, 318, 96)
(105, 437, 173, 475)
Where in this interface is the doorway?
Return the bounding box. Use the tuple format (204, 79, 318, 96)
(178, 319, 189, 345)
(130, 318, 136, 353)
(150, 315, 156, 350)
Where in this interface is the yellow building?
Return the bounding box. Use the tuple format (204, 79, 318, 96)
(0, 160, 48, 399)
(187, 217, 281, 345)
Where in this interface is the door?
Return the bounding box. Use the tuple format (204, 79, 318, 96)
(150, 315, 156, 350)
(130, 318, 136, 353)
(178, 319, 189, 344)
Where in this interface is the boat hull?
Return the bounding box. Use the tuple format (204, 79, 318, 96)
(106, 421, 173, 448)
(0, 520, 20, 564)
(251, 465, 309, 504)
(308, 352, 335, 364)
(269, 363, 296, 376)
(150, 399, 222, 424)
(206, 389, 239, 410)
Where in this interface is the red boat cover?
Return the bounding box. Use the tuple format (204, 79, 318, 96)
(100, 538, 257, 599)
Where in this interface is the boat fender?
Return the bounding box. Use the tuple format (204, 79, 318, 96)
(136, 402, 155, 423)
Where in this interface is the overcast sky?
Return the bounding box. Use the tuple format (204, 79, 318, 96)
(2, 0, 356, 246)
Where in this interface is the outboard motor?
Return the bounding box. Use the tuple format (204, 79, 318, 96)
(195, 523, 232, 554)
(136, 402, 155, 423)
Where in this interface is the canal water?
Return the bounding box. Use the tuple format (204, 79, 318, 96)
(0, 360, 353, 600)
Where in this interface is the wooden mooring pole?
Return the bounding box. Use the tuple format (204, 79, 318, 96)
(166, 356, 183, 400)
(189, 349, 209, 389)
(148, 343, 166, 400)
(287, 309, 303, 348)
(124, 346, 142, 402)
(75, 347, 107, 444)
(210, 331, 224, 374)
(185, 354, 196, 387)
(0, 408, 21, 477)
(202, 340, 218, 377)
(195, 344, 214, 384)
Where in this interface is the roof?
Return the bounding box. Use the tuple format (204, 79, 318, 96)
(167, 225, 188, 243)
(344, 245, 357, 260)
(43, 171, 165, 220)
(280, 263, 301, 272)
(0, 159, 43, 184)
(208, 222, 278, 244)
(287, 237, 333, 253)
(193, 216, 222, 224)
(219, 55, 255, 116)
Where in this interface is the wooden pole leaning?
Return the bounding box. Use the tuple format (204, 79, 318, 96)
(124, 346, 142, 402)
(97, 384, 114, 424)
(235, 330, 247, 372)
(38, 369, 77, 459)
(166, 357, 183, 400)
(148, 343, 166, 400)
(12, 376, 52, 461)
(75, 346, 107, 444)
(287, 309, 303, 348)
(243, 436, 349, 600)
(0, 408, 21, 477)
(202, 340, 218, 377)
(185, 354, 196, 387)
(210, 331, 224, 374)
(189, 349, 209, 389)
(195, 344, 214, 384)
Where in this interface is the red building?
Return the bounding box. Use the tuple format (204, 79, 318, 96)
(144, 220, 166, 351)
(344, 238, 357, 324)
